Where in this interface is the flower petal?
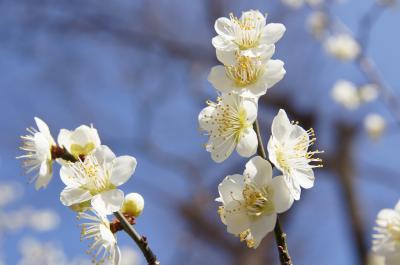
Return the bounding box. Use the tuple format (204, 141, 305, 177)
(216, 49, 237, 65)
(262, 59, 286, 89)
(60, 165, 79, 187)
(57, 129, 71, 149)
(271, 175, 294, 213)
(224, 201, 251, 234)
(91, 189, 124, 215)
(261, 23, 286, 45)
(236, 128, 258, 158)
(293, 168, 315, 189)
(207, 135, 236, 163)
(208, 66, 235, 94)
(284, 173, 301, 200)
(271, 109, 292, 142)
(242, 98, 258, 123)
(244, 156, 273, 187)
(198, 105, 216, 131)
(60, 187, 92, 206)
(110, 156, 137, 186)
(214, 17, 234, 38)
(94, 145, 116, 165)
(35, 161, 52, 190)
(218, 174, 244, 204)
(249, 213, 277, 247)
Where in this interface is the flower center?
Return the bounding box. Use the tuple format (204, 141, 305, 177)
(275, 126, 323, 173)
(239, 229, 255, 248)
(70, 156, 114, 195)
(229, 13, 263, 49)
(225, 55, 263, 87)
(70, 142, 96, 158)
(208, 97, 250, 143)
(242, 183, 274, 217)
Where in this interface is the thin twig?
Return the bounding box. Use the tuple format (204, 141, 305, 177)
(114, 211, 160, 265)
(253, 119, 293, 265)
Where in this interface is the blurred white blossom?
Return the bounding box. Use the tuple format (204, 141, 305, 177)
(364, 114, 386, 140)
(331, 80, 360, 110)
(60, 145, 137, 215)
(198, 93, 258, 163)
(18, 117, 55, 190)
(17, 237, 91, 265)
(307, 11, 328, 39)
(373, 200, 400, 265)
(267, 109, 322, 200)
(0, 182, 23, 207)
(217, 156, 293, 248)
(324, 34, 360, 61)
(368, 253, 385, 265)
(360, 84, 380, 103)
(281, 0, 323, 8)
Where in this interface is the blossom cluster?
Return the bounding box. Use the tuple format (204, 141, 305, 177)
(18, 118, 145, 265)
(199, 10, 323, 248)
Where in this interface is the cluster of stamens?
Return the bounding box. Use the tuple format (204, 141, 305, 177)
(239, 229, 256, 248)
(242, 182, 274, 217)
(225, 55, 264, 87)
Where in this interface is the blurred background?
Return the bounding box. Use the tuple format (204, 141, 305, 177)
(0, 0, 399, 264)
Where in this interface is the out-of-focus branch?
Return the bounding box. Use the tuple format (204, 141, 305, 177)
(332, 123, 367, 265)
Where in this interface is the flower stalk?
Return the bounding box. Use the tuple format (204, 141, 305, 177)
(253, 119, 292, 265)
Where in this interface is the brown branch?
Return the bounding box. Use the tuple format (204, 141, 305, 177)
(253, 119, 293, 265)
(114, 211, 160, 265)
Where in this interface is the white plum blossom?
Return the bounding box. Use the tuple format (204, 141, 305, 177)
(60, 145, 137, 215)
(331, 80, 360, 110)
(373, 201, 400, 265)
(217, 156, 293, 248)
(364, 114, 386, 140)
(212, 10, 286, 58)
(78, 210, 121, 265)
(208, 54, 286, 97)
(267, 109, 322, 200)
(281, 0, 323, 9)
(199, 93, 258, 163)
(58, 124, 101, 159)
(18, 117, 56, 190)
(360, 84, 379, 103)
(324, 34, 361, 61)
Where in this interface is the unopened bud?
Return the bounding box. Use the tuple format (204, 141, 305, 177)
(122, 193, 144, 217)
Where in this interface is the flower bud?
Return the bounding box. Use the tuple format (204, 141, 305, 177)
(122, 193, 144, 217)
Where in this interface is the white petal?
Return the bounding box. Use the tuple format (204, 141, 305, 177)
(293, 168, 315, 189)
(243, 156, 272, 187)
(60, 165, 80, 187)
(212, 36, 235, 50)
(218, 174, 244, 204)
(249, 213, 277, 247)
(57, 129, 71, 149)
(214, 17, 234, 38)
(94, 145, 116, 165)
(208, 136, 236, 163)
(110, 156, 137, 186)
(271, 109, 292, 142)
(70, 125, 101, 147)
(60, 187, 92, 206)
(114, 246, 121, 265)
(198, 105, 216, 131)
(34, 117, 53, 143)
(208, 66, 235, 94)
(35, 161, 52, 190)
(91, 190, 124, 215)
(271, 175, 294, 213)
(261, 59, 286, 89)
(395, 200, 400, 212)
(242, 98, 258, 123)
(236, 128, 258, 157)
(284, 173, 301, 200)
(242, 44, 275, 60)
(261, 23, 286, 44)
(216, 49, 237, 65)
(224, 201, 251, 234)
